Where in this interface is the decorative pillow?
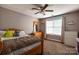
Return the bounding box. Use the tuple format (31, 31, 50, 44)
(0, 31, 5, 37)
(3, 31, 15, 37)
(19, 31, 26, 37)
(13, 30, 20, 37)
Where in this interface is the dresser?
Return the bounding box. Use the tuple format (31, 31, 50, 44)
(64, 31, 77, 47)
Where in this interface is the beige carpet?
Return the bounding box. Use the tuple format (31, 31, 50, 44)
(43, 40, 76, 55)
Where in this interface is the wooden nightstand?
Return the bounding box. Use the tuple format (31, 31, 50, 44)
(33, 32, 44, 39)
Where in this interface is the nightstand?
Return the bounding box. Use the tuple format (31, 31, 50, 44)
(34, 32, 43, 39)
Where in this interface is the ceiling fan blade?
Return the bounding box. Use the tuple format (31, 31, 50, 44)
(42, 12, 45, 15)
(41, 4, 48, 11)
(35, 12, 40, 14)
(32, 8, 40, 10)
(33, 4, 43, 8)
(45, 10, 54, 12)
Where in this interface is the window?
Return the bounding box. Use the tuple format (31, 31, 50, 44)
(46, 18, 62, 35)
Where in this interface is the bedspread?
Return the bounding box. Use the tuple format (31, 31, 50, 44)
(1, 35, 41, 54)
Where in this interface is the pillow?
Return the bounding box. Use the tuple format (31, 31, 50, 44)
(19, 31, 26, 37)
(13, 30, 20, 37)
(0, 31, 5, 37)
(3, 31, 15, 37)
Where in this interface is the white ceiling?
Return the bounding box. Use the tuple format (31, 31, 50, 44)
(0, 4, 79, 18)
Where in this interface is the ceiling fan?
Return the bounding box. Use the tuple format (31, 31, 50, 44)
(32, 4, 54, 15)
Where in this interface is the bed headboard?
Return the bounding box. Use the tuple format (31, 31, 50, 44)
(2, 28, 22, 31)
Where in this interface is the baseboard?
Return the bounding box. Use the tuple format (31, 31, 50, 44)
(63, 44, 75, 48)
(44, 38, 62, 43)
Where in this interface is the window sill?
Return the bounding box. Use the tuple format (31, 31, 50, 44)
(46, 34, 61, 36)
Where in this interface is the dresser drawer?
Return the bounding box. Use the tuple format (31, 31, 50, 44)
(64, 31, 77, 47)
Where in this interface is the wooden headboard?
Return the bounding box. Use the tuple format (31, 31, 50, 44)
(2, 28, 22, 31)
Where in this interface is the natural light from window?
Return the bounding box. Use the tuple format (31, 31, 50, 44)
(46, 19, 62, 35)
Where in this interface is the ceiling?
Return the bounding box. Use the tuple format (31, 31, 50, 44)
(0, 4, 79, 18)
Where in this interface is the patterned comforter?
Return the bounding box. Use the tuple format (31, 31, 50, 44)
(1, 35, 42, 55)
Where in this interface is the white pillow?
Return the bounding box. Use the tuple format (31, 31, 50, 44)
(19, 31, 26, 37)
(0, 31, 5, 36)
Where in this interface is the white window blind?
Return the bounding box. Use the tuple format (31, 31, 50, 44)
(46, 19, 62, 35)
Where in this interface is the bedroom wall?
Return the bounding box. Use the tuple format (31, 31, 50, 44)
(0, 7, 38, 34)
(63, 11, 79, 31)
(39, 16, 62, 40)
(39, 11, 79, 41)
(77, 11, 79, 31)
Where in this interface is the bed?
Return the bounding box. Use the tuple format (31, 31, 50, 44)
(0, 35, 43, 55)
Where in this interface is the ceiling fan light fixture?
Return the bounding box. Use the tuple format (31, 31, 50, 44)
(32, 4, 54, 15)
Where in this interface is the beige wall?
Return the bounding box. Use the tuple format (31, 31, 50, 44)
(77, 11, 79, 31)
(63, 11, 79, 31)
(0, 7, 38, 34)
(39, 16, 62, 40)
(39, 11, 79, 41)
